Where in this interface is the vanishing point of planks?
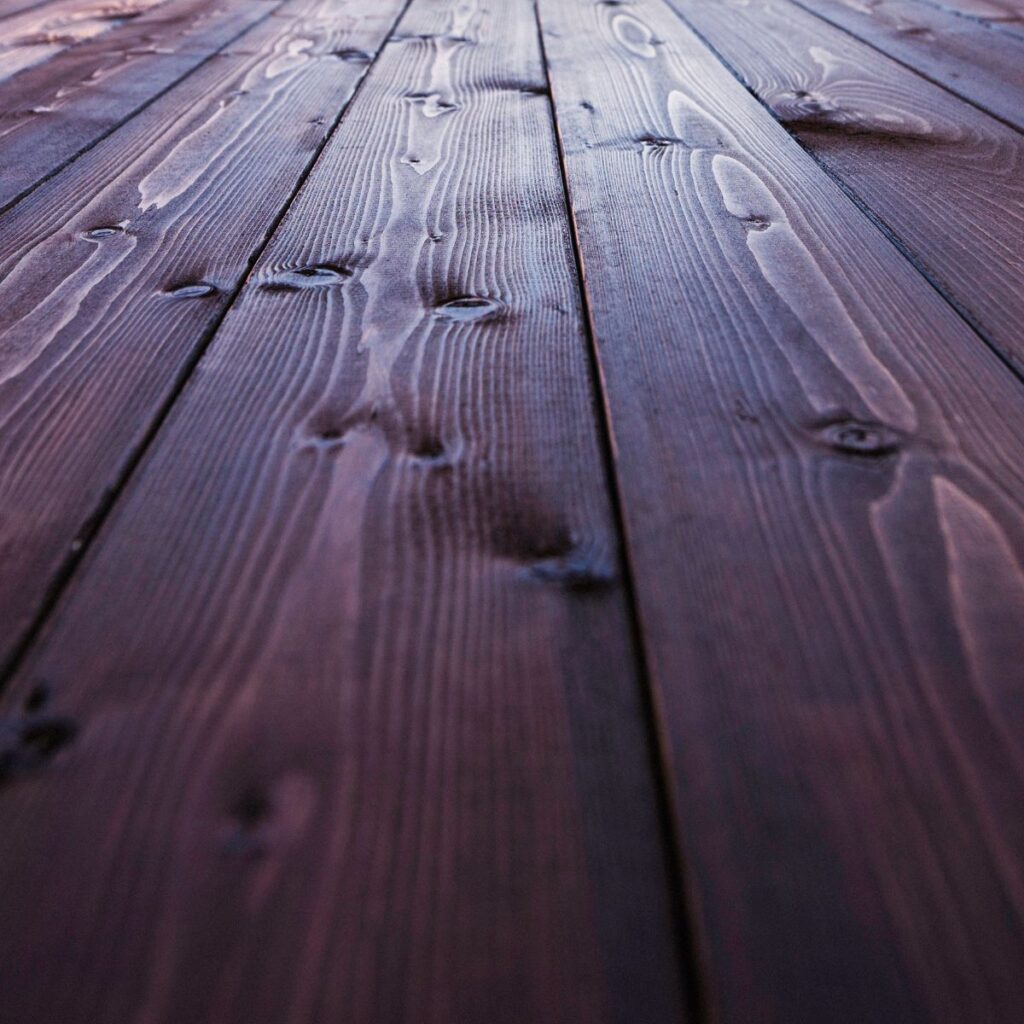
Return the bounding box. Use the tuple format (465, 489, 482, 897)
(0, 0, 1023, 1021)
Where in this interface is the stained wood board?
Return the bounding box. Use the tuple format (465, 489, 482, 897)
(539, 0, 1024, 1019)
(0, 0, 687, 1021)
(0, 0, 281, 211)
(0, 0, 175, 83)
(0, 0, 409, 674)
(909, 0, 1024, 38)
(665, 0, 1024, 372)
(796, 0, 1024, 129)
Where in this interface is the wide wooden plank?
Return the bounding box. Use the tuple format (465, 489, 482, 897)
(0, 0, 279, 212)
(664, 0, 1024, 372)
(539, 0, 1024, 1019)
(796, 0, 1024, 129)
(0, 0, 408, 675)
(0, 0, 688, 1021)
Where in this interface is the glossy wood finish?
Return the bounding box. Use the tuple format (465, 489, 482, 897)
(1, 0, 1023, 1020)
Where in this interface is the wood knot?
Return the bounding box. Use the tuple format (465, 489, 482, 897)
(165, 281, 218, 299)
(222, 786, 272, 857)
(333, 48, 371, 63)
(739, 213, 772, 232)
(262, 263, 353, 292)
(406, 92, 460, 116)
(82, 224, 126, 241)
(410, 435, 447, 462)
(493, 81, 549, 96)
(434, 296, 506, 323)
(0, 702, 78, 785)
(525, 537, 618, 593)
(817, 417, 902, 458)
(301, 423, 347, 453)
(638, 135, 679, 152)
(898, 24, 933, 38)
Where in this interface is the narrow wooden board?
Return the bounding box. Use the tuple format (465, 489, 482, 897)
(538, 0, 1024, 1019)
(0, 0, 280, 212)
(0, 0, 408, 674)
(0, 0, 688, 1021)
(664, 0, 1024, 372)
(795, 0, 1024, 129)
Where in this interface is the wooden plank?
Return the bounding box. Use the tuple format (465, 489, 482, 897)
(0, 0, 174, 83)
(538, 0, 1024, 1020)
(794, 0, 1024, 129)
(907, 0, 1024, 39)
(0, 0, 409, 675)
(0, 0, 62, 21)
(663, 0, 1024, 372)
(0, 0, 279, 212)
(0, 1, 688, 1021)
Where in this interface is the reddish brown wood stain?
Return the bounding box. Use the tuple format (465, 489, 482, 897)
(0, 0, 1022, 1020)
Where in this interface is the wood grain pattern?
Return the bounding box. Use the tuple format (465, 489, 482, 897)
(665, 0, 1024, 371)
(539, 0, 1024, 1019)
(0, 0, 70, 20)
(0, 0, 280, 212)
(0, 0, 173, 83)
(911, 0, 1024, 38)
(0, 0, 408, 675)
(0, 0, 688, 1021)
(796, 0, 1024, 129)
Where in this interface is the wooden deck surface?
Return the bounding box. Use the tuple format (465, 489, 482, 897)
(1, 0, 1023, 1021)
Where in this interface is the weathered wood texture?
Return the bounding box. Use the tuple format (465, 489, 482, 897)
(0, 0, 408, 674)
(539, 0, 1024, 1019)
(797, 0, 1024, 129)
(0, 0, 692, 1019)
(0, 0, 279, 211)
(0, 1, 687, 1022)
(0, 0, 72, 19)
(913, 0, 1024, 37)
(666, 0, 1024, 371)
(3, 0, 1024, 1020)
(0, 0, 173, 82)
